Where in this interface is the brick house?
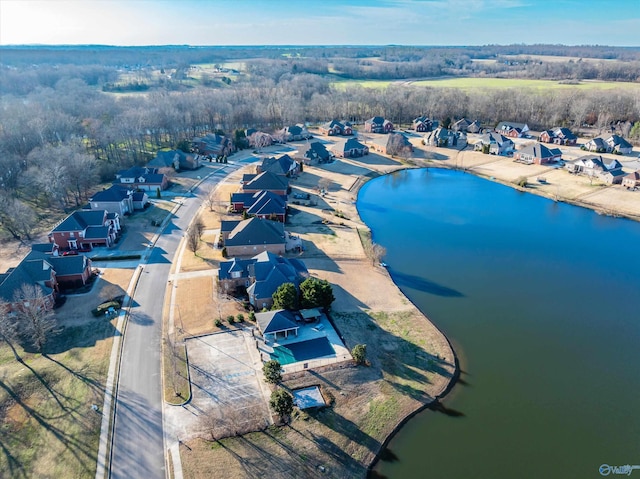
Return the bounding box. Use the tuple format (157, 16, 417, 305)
(513, 143, 562, 165)
(49, 210, 121, 252)
(364, 116, 394, 134)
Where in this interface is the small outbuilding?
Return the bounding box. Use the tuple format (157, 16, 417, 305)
(300, 308, 322, 322)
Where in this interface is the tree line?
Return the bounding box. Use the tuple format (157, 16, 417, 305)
(2, 47, 640, 242)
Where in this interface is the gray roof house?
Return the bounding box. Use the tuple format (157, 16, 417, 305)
(513, 143, 562, 165)
(565, 155, 624, 183)
(280, 124, 312, 142)
(89, 185, 135, 216)
(495, 121, 529, 138)
(298, 141, 333, 164)
(424, 127, 466, 148)
(474, 132, 515, 155)
(115, 166, 168, 191)
(223, 217, 286, 256)
(242, 171, 289, 195)
(191, 133, 234, 157)
(256, 309, 299, 340)
(331, 138, 369, 158)
(320, 120, 353, 136)
(257, 154, 299, 177)
(605, 135, 633, 154)
(149, 149, 201, 171)
(585, 137, 609, 153)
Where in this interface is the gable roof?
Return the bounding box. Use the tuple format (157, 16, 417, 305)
(256, 309, 299, 335)
(52, 210, 107, 233)
(243, 171, 289, 192)
(225, 218, 285, 247)
(218, 257, 255, 280)
(517, 143, 560, 159)
(246, 191, 287, 217)
(342, 138, 367, 152)
(553, 127, 577, 140)
(90, 185, 132, 203)
(587, 137, 607, 149)
(607, 135, 632, 149)
(479, 132, 513, 146)
(260, 154, 296, 176)
(496, 121, 528, 132)
(300, 141, 332, 161)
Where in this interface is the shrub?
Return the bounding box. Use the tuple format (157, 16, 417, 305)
(221, 247, 228, 258)
(215, 318, 223, 327)
(270, 389, 294, 418)
(236, 313, 245, 323)
(226, 315, 235, 324)
(249, 311, 256, 322)
(352, 344, 367, 365)
(514, 176, 528, 188)
(263, 360, 282, 384)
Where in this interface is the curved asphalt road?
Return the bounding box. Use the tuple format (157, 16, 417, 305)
(109, 164, 239, 479)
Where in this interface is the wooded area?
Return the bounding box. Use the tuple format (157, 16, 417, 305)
(1, 44, 639, 241)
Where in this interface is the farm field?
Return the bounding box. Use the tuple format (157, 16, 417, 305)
(332, 77, 640, 91)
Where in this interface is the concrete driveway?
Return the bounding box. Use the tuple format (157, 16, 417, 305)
(165, 329, 272, 441)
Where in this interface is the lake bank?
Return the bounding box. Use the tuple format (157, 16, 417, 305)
(362, 168, 640, 478)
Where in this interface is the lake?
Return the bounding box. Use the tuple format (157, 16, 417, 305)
(357, 168, 640, 479)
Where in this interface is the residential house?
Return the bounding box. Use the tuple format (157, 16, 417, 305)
(605, 135, 633, 155)
(0, 244, 93, 311)
(412, 116, 433, 133)
(453, 118, 481, 133)
(229, 190, 287, 222)
(279, 124, 313, 142)
(298, 141, 332, 164)
(255, 309, 299, 340)
(131, 191, 149, 210)
(241, 171, 289, 195)
(364, 116, 394, 134)
(149, 149, 201, 171)
(495, 121, 529, 138)
(257, 154, 299, 177)
(539, 127, 577, 146)
(584, 137, 608, 153)
(246, 130, 274, 148)
(49, 210, 121, 251)
(565, 155, 625, 183)
(115, 166, 168, 192)
(88, 185, 135, 216)
(622, 171, 640, 189)
(331, 138, 369, 158)
(424, 127, 467, 148)
(223, 260, 298, 308)
(319, 120, 353, 136)
(222, 217, 287, 256)
(513, 143, 562, 165)
(191, 133, 235, 157)
(370, 133, 414, 155)
(474, 132, 514, 155)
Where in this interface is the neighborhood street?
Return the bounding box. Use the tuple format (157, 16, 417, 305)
(109, 164, 239, 479)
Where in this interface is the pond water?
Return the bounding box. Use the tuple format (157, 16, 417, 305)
(357, 168, 640, 479)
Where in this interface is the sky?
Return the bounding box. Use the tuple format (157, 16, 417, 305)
(0, 0, 639, 47)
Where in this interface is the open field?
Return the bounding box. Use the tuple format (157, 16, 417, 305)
(0, 267, 134, 478)
(332, 76, 640, 91)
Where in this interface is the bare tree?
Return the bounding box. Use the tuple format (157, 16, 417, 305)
(164, 330, 182, 398)
(13, 284, 58, 352)
(192, 214, 205, 238)
(318, 177, 332, 193)
(203, 186, 217, 212)
(0, 192, 37, 242)
(365, 243, 387, 266)
(0, 301, 23, 362)
(186, 226, 200, 254)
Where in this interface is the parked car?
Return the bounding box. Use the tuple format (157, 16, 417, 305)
(62, 250, 79, 256)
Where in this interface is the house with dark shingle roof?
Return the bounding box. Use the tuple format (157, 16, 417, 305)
(0, 245, 93, 312)
(566, 155, 626, 184)
(424, 127, 466, 148)
(513, 143, 562, 165)
(452, 118, 482, 133)
(256, 309, 299, 340)
(89, 185, 135, 216)
(320, 120, 353, 136)
(245, 191, 287, 222)
(331, 138, 369, 158)
(474, 132, 514, 155)
(257, 154, 299, 177)
(191, 133, 234, 157)
(297, 141, 332, 164)
(495, 121, 529, 138)
(223, 217, 286, 256)
(115, 166, 168, 192)
(241, 171, 289, 195)
(539, 127, 577, 146)
(605, 135, 633, 154)
(49, 210, 121, 252)
(279, 124, 312, 142)
(364, 116, 394, 134)
(149, 149, 201, 171)
(412, 116, 434, 133)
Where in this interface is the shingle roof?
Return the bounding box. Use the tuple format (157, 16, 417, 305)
(246, 191, 286, 217)
(341, 138, 366, 152)
(52, 210, 107, 233)
(260, 154, 295, 176)
(256, 309, 299, 335)
(242, 171, 289, 192)
(90, 185, 132, 203)
(517, 143, 560, 159)
(225, 218, 285, 247)
(608, 135, 632, 148)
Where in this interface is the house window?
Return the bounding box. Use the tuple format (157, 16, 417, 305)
(231, 271, 241, 279)
(70, 232, 75, 238)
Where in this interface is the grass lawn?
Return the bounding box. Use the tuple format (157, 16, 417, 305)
(0, 268, 133, 478)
